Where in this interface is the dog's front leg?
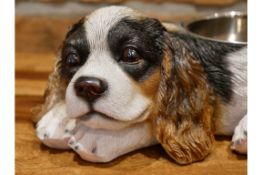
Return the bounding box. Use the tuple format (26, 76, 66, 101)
(231, 114, 247, 154)
(36, 102, 76, 149)
(68, 121, 157, 162)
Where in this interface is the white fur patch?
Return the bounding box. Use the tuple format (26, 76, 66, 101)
(215, 47, 247, 135)
(84, 6, 138, 52)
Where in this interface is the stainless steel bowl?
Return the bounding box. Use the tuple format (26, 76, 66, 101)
(185, 12, 247, 45)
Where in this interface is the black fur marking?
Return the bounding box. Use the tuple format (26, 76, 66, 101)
(107, 18, 166, 82)
(60, 18, 89, 80)
(169, 32, 244, 102)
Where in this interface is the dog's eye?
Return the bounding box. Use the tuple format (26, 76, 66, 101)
(65, 53, 80, 66)
(121, 47, 142, 64)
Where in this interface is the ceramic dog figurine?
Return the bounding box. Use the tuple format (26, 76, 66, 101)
(35, 6, 247, 164)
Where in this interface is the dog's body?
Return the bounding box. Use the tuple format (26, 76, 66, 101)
(35, 6, 247, 164)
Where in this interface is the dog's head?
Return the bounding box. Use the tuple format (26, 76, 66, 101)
(58, 6, 166, 129)
(39, 6, 215, 164)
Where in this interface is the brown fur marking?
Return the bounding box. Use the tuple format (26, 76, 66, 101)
(153, 37, 216, 164)
(139, 68, 161, 99)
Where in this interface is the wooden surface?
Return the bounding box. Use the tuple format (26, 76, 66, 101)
(15, 15, 247, 175)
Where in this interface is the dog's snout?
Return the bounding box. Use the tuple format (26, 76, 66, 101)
(74, 76, 108, 101)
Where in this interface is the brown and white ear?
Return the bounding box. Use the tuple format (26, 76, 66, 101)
(153, 35, 216, 164)
(31, 57, 66, 123)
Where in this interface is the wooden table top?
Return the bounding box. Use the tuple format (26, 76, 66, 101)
(15, 15, 247, 175)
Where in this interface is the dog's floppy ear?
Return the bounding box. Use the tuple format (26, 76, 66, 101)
(31, 57, 66, 123)
(153, 31, 216, 164)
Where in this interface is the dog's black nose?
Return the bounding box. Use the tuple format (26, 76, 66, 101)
(74, 76, 108, 101)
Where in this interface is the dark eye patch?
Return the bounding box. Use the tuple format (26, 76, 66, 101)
(107, 17, 166, 81)
(60, 18, 89, 80)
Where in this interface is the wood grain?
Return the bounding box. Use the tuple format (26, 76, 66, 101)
(16, 53, 54, 77)
(15, 15, 247, 175)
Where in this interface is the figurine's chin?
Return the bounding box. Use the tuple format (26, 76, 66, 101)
(77, 113, 133, 130)
(77, 109, 150, 130)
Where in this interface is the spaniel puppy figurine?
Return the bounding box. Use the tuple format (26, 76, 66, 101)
(35, 6, 247, 164)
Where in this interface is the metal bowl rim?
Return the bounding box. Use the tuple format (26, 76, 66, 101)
(184, 11, 247, 45)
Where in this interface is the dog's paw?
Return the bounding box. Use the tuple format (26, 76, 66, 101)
(36, 104, 76, 149)
(68, 127, 113, 162)
(37, 117, 76, 149)
(231, 115, 247, 154)
(68, 136, 109, 162)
